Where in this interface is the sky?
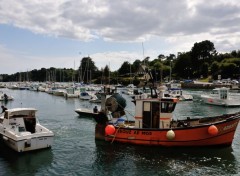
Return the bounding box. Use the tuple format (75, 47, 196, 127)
(0, 0, 240, 74)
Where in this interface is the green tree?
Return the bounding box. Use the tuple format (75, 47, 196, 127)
(158, 54, 165, 61)
(220, 63, 236, 78)
(210, 61, 220, 79)
(190, 40, 216, 77)
(131, 59, 142, 73)
(79, 57, 98, 83)
(118, 61, 131, 75)
(103, 65, 110, 84)
(174, 52, 191, 78)
(200, 62, 209, 78)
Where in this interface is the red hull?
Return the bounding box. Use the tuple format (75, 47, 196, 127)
(96, 116, 240, 147)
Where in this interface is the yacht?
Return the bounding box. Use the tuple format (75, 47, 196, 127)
(0, 108, 54, 152)
(201, 87, 240, 106)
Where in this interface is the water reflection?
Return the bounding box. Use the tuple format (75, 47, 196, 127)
(0, 143, 53, 176)
(94, 140, 237, 176)
(174, 98, 240, 120)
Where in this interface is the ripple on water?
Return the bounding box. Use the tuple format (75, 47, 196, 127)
(1, 89, 240, 175)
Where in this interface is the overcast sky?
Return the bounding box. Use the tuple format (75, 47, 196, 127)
(0, 0, 240, 74)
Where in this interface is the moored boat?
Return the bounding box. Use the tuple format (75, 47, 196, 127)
(79, 91, 92, 100)
(0, 108, 54, 152)
(75, 107, 99, 117)
(64, 87, 79, 98)
(95, 93, 240, 147)
(0, 92, 14, 101)
(164, 83, 193, 101)
(94, 68, 240, 147)
(201, 87, 240, 106)
(52, 89, 65, 96)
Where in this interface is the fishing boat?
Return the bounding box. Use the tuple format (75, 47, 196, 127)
(95, 92, 240, 147)
(0, 108, 54, 152)
(201, 87, 240, 107)
(94, 67, 240, 147)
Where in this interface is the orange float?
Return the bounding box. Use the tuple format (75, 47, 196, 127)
(105, 125, 116, 135)
(208, 125, 218, 135)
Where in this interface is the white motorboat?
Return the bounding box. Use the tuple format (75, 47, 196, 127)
(64, 87, 79, 98)
(75, 107, 99, 117)
(89, 94, 101, 103)
(164, 88, 193, 101)
(79, 91, 92, 100)
(0, 108, 54, 152)
(201, 87, 240, 107)
(52, 89, 65, 96)
(163, 83, 193, 101)
(0, 92, 14, 101)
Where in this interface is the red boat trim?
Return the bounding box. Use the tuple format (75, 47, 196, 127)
(106, 130, 236, 143)
(119, 115, 240, 131)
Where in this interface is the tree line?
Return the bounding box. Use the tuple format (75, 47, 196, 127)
(1, 40, 240, 85)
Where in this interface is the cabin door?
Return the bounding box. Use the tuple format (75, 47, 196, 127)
(142, 102, 160, 128)
(151, 102, 160, 128)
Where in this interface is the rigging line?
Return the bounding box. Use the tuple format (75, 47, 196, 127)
(111, 126, 121, 144)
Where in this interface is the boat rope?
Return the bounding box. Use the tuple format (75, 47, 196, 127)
(111, 126, 121, 144)
(117, 103, 134, 120)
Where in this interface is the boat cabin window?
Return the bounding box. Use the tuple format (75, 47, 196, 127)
(4, 113, 29, 119)
(220, 90, 228, 99)
(211, 90, 218, 94)
(18, 126, 26, 132)
(67, 88, 74, 94)
(161, 102, 176, 113)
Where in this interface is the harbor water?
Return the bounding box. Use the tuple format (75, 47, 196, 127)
(0, 88, 240, 176)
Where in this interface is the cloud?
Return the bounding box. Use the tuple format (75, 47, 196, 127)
(0, 0, 240, 74)
(1, 0, 240, 44)
(91, 51, 143, 70)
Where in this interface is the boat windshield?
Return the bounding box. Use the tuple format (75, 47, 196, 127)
(220, 89, 228, 99)
(161, 102, 176, 113)
(4, 110, 36, 119)
(211, 90, 219, 94)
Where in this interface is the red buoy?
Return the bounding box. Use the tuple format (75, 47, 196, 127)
(105, 125, 116, 135)
(208, 125, 218, 135)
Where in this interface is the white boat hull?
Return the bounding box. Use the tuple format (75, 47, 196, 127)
(2, 134, 53, 152)
(0, 94, 14, 101)
(0, 108, 54, 152)
(201, 95, 240, 107)
(64, 93, 79, 98)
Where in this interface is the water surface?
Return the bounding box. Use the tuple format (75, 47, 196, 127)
(0, 88, 240, 176)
